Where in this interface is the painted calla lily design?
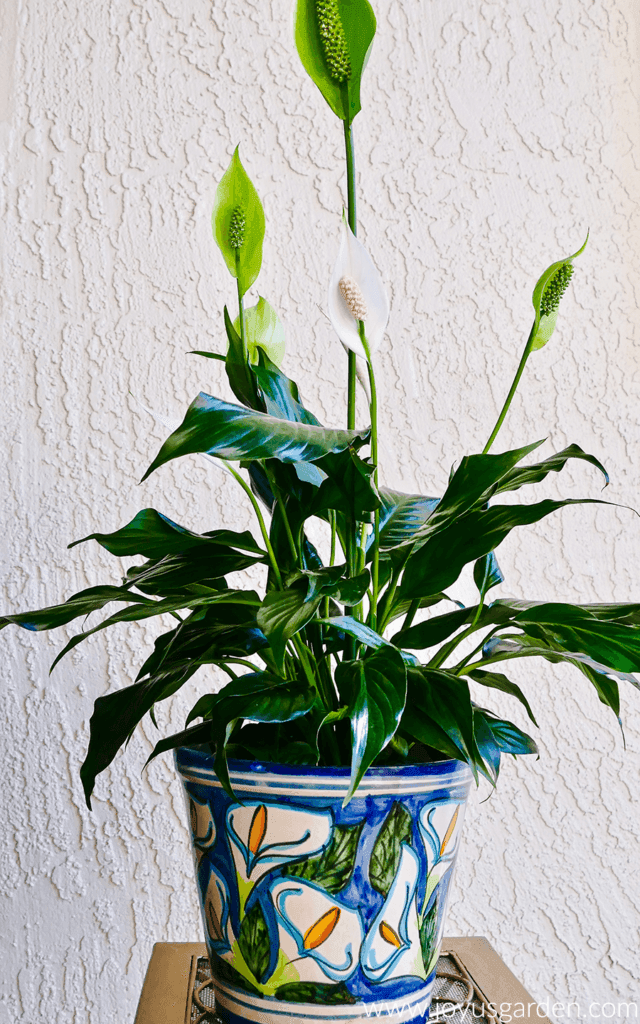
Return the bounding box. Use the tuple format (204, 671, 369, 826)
(189, 796, 216, 859)
(270, 877, 364, 983)
(226, 802, 333, 884)
(328, 218, 390, 359)
(418, 802, 465, 906)
(203, 866, 234, 955)
(361, 843, 426, 983)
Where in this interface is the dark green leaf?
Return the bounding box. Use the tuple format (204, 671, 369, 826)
(275, 982, 356, 1005)
(480, 710, 538, 756)
(189, 350, 226, 361)
(393, 607, 472, 651)
(311, 448, 381, 522)
(0, 585, 150, 634)
(400, 498, 611, 600)
(294, 0, 376, 122)
(69, 508, 264, 560)
(212, 147, 265, 297)
(336, 646, 407, 802)
(513, 604, 640, 674)
(238, 901, 271, 984)
(376, 489, 439, 550)
(224, 305, 259, 409)
(284, 822, 364, 893)
(472, 708, 501, 782)
(50, 591, 261, 671)
(494, 444, 608, 494)
(369, 801, 413, 897)
(252, 350, 319, 426)
(142, 393, 369, 479)
(256, 588, 321, 673)
(473, 551, 504, 600)
(467, 669, 538, 726)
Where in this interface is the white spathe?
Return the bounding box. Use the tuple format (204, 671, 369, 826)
(328, 219, 390, 360)
(270, 877, 364, 983)
(226, 802, 333, 884)
(360, 843, 426, 983)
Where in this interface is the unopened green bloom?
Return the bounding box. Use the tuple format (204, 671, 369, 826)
(316, 0, 351, 82)
(228, 206, 246, 249)
(540, 263, 574, 318)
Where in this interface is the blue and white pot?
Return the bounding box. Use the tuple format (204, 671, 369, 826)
(175, 749, 472, 1024)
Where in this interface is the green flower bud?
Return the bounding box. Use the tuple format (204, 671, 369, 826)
(539, 262, 574, 318)
(315, 0, 351, 83)
(228, 205, 246, 249)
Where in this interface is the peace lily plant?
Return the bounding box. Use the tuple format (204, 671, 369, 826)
(3, 0, 639, 819)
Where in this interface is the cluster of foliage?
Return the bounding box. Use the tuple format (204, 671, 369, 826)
(3, 0, 640, 808)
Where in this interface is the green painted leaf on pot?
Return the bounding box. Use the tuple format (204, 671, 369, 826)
(369, 801, 413, 897)
(238, 901, 271, 984)
(142, 394, 370, 479)
(294, 0, 376, 122)
(212, 147, 265, 297)
(530, 234, 588, 351)
(211, 954, 262, 996)
(336, 646, 407, 803)
(284, 822, 364, 893)
(233, 297, 286, 368)
(419, 892, 439, 974)
(69, 508, 265, 560)
(275, 982, 356, 1004)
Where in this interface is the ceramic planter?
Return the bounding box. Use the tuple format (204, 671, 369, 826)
(175, 748, 472, 1024)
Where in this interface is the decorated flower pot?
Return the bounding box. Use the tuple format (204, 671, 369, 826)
(175, 748, 472, 1024)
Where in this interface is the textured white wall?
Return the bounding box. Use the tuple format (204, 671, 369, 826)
(1, 1, 640, 1021)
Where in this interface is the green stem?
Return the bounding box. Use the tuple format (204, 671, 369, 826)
(235, 256, 248, 361)
(227, 464, 283, 589)
(360, 327, 380, 631)
(483, 321, 536, 454)
(402, 599, 419, 631)
(342, 111, 358, 655)
(266, 467, 299, 564)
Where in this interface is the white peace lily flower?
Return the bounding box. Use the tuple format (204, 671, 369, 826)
(226, 803, 333, 885)
(418, 802, 465, 906)
(203, 866, 234, 955)
(360, 843, 426, 983)
(270, 877, 364, 983)
(328, 218, 390, 360)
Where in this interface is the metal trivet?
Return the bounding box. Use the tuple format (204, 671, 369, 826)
(189, 952, 500, 1023)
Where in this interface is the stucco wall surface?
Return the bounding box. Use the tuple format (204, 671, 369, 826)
(1, 0, 640, 1021)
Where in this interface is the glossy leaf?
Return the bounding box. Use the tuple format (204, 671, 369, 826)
(224, 306, 259, 409)
(376, 489, 439, 551)
(233, 297, 285, 367)
(212, 147, 265, 297)
(311, 448, 381, 522)
(493, 443, 608, 494)
(69, 508, 264, 561)
(294, 0, 376, 122)
(478, 710, 538, 756)
(142, 393, 369, 478)
(513, 604, 640, 675)
(336, 646, 407, 803)
(467, 669, 537, 725)
(251, 351, 320, 426)
(406, 668, 477, 769)
(257, 588, 322, 673)
(473, 551, 504, 600)
(50, 591, 261, 671)
(400, 498, 611, 601)
(0, 585, 152, 634)
(530, 235, 588, 351)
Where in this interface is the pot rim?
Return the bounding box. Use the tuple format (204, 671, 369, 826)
(175, 744, 472, 780)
